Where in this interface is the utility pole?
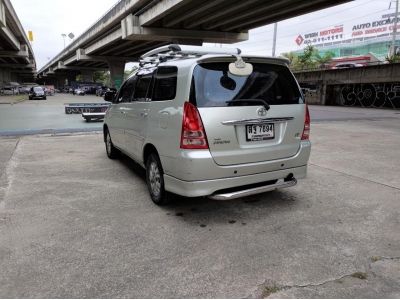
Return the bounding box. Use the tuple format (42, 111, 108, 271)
(61, 33, 66, 49)
(272, 22, 278, 57)
(391, 0, 399, 57)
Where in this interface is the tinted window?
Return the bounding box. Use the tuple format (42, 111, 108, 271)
(116, 77, 136, 103)
(191, 62, 302, 107)
(133, 74, 153, 101)
(152, 67, 177, 101)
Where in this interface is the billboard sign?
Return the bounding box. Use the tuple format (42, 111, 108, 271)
(28, 30, 33, 42)
(295, 26, 344, 46)
(295, 13, 400, 47)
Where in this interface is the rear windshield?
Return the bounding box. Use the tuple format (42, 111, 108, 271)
(34, 87, 43, 92)
(190, 62, 302, 107)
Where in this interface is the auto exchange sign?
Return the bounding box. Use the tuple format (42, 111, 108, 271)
(295, 13, 400, 46)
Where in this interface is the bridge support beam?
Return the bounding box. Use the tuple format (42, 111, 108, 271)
(121, 15, 248, 44)
(0, 1, 6, 27)
(108, 60, 125, 89)
(0, 26, 20, 50)
(0, 44, 29, 61)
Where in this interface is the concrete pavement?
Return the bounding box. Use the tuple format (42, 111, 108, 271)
(1, 93, 399, 136)
(0, 115, 399, 298)
(310, 105, 400, 122)
(0, 94, 105, 136)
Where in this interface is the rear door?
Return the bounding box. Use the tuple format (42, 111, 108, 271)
(124, 68, 155, 159)
(107, 80, 134, 150)
(192, 61, 305, 166)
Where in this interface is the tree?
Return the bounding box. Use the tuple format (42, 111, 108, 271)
(93, 71, 110, 86)
(282, 46, 335, 71)
(315, 51, 335, 68)
(297, 45, 319, 70)
(385, 54, 400, 63)
(281, 52, 298, 65)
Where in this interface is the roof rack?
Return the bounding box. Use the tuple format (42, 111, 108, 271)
(139, 44, 242, 67)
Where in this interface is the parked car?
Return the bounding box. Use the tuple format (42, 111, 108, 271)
(1, 87, 18, 95)
(74, 89, 85, 96)
(103, 88, 117, 101)
(96, 86, 108, 97)
(18, 86, 30, 94)
(332, 63, 364, 69)
(44, 87, 55, 96)
(29, 86, 46, 100)
(103, 45, 311, 205)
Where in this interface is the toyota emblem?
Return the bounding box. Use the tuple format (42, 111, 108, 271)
(257, 107, 267, 117)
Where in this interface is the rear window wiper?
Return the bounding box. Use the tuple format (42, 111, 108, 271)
(226, 99, 270, 111)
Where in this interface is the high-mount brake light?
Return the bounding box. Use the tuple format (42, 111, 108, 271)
(180, 102, 209, 149)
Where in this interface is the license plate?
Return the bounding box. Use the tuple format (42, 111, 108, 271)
(246, 124, 274, 141)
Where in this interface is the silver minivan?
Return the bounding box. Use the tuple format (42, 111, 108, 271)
(104, 45, 311, 205)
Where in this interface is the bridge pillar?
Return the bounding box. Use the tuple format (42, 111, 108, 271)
(80, 70, 94, 82)
(0, 68, 12, 85)
(66, 73, 77, 86)
(54, 75, 66, 89)
(320, 82, 327, 105)
(108, 60, 125, 89)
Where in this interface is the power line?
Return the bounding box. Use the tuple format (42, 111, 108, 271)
(249, 0, 379, 37)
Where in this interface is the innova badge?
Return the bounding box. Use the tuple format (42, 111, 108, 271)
(257, 107, 267, 117)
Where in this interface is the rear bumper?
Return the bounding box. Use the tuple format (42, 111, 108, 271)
(164, 165, 307, 198)
(209, 177, 297, 200)
(161, 141, 311, 182)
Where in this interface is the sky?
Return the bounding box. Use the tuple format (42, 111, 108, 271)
(10, 0, 395, 70)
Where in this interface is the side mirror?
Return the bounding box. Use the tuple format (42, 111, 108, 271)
(104, 91, 116, 102)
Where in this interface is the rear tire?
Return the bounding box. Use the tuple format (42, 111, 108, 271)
(146, 153, 169, 205)
(105, 129, 119, 159)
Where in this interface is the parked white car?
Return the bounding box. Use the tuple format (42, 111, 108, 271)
(1, 87, 19, 95)
(332, 62, 364, 69)
(103, 45, 311, 205)
(74, 89, 85, 96)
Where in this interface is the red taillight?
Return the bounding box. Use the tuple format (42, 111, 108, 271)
(180, 102, 209, 149)
(301, 105, 311, 140)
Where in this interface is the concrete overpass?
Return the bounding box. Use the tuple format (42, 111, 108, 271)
(37, 0, 351, 88)
(38, 0, 350, 86)
(0, 0, 36, 85)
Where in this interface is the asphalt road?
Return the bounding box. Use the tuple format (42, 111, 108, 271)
(0, 108, 399, 298)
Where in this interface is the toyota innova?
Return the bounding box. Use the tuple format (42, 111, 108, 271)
(103, 45, 311, 205)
